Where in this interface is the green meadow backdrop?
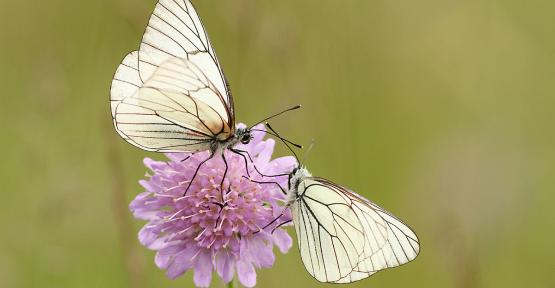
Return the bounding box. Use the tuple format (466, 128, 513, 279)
(1, 0, 554, 287)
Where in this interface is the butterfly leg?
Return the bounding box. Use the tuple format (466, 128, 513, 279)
(183, 152, 214, 196)
(179, 153, 193, 163)
(242, 176, 286, 195)
(271, 219, 292, 234)
(254, 205, 291, 234)
(228, 148, 251, 178)
(230, 148, 289, 178)
(242, 176, 291, 234)
(220, 152, 228, 201)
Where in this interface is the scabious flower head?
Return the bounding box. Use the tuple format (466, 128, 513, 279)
(130, 124, 295, 287)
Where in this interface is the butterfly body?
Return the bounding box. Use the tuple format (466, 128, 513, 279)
(286, 166, 311, 203)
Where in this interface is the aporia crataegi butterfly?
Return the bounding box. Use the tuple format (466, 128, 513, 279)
(282, 166, 420, 283)
(110, 0, 299, 194)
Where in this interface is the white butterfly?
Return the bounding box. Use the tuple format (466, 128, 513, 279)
(110, 0, 298, 192)
(285, 166, 420, 283)
(111, 0, 240, 153)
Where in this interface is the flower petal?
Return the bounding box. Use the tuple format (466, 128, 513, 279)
(214, 251, 235, 283)
(143, 157, 166, 171)
(254, 139, 275, 166)
(247, 237, 275, 268)
(130, 120, 295, 285)
(237, 260, 256, 288)
(250, 123, 265, 143)
(193, 250, 213, 287)
(138, 226, 157, 248)
(155, 252, 171, 269)
(165, 152, 191, 162)
(166, 246, 196, 279)
(129, 192, 159, 220)
(273, 229, 293, 253)
(263, 156, 297, 176)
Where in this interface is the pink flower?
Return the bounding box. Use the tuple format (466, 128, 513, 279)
(129, 124, 295, 287)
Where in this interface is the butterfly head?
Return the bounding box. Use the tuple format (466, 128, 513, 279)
(288, 165, 311, 192)
(235, 127, 253, 145)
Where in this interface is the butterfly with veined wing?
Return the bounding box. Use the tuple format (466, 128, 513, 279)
(286, 166, 420, 283)
(110, 0, 299, 194)
(255, 125, 420, 283)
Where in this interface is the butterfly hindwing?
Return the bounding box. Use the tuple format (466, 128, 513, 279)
(113, 56, 234, 152)
(111, 51, 142, 117)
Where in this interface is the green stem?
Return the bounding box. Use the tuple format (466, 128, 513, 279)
(227, 281, 234, 288)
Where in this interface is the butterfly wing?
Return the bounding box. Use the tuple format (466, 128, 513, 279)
(292, 178, 370, 283)
(110, 0, 235, 152)
(291, 177, 420, 283)
(111, 55, 232, 152)
(138, 0, 234, 126)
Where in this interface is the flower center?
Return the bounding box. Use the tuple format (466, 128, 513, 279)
(163, 159, 272, 250)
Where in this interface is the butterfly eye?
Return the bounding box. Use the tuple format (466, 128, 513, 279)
(240, 134, 251, 144)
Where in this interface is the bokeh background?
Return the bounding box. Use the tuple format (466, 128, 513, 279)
(2, 0, 554, 287)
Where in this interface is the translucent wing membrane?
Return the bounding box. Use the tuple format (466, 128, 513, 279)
(111, 51, 154, 147)
(292, 178, 420, 283)
(143, 57, 231, 125)
(112, 56, 232, 152)
(111, 51, 142, 117)
(138, 0, 233, 121)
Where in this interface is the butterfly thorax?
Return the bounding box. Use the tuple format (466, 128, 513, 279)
(212, 127, 252, 153)
(287, 166, 312, 204)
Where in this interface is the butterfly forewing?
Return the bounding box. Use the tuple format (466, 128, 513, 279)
(138, 0, 233, 121)
(143, 57, 231, 126)
(293, 177, 420, 283)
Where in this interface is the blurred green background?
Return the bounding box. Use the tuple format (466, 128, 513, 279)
(2, 0, 554, 287)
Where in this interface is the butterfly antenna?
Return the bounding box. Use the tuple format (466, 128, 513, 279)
(250, 129, 302, 149)
(249, 105, 301, 129)
(265, 122, 301, 163)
